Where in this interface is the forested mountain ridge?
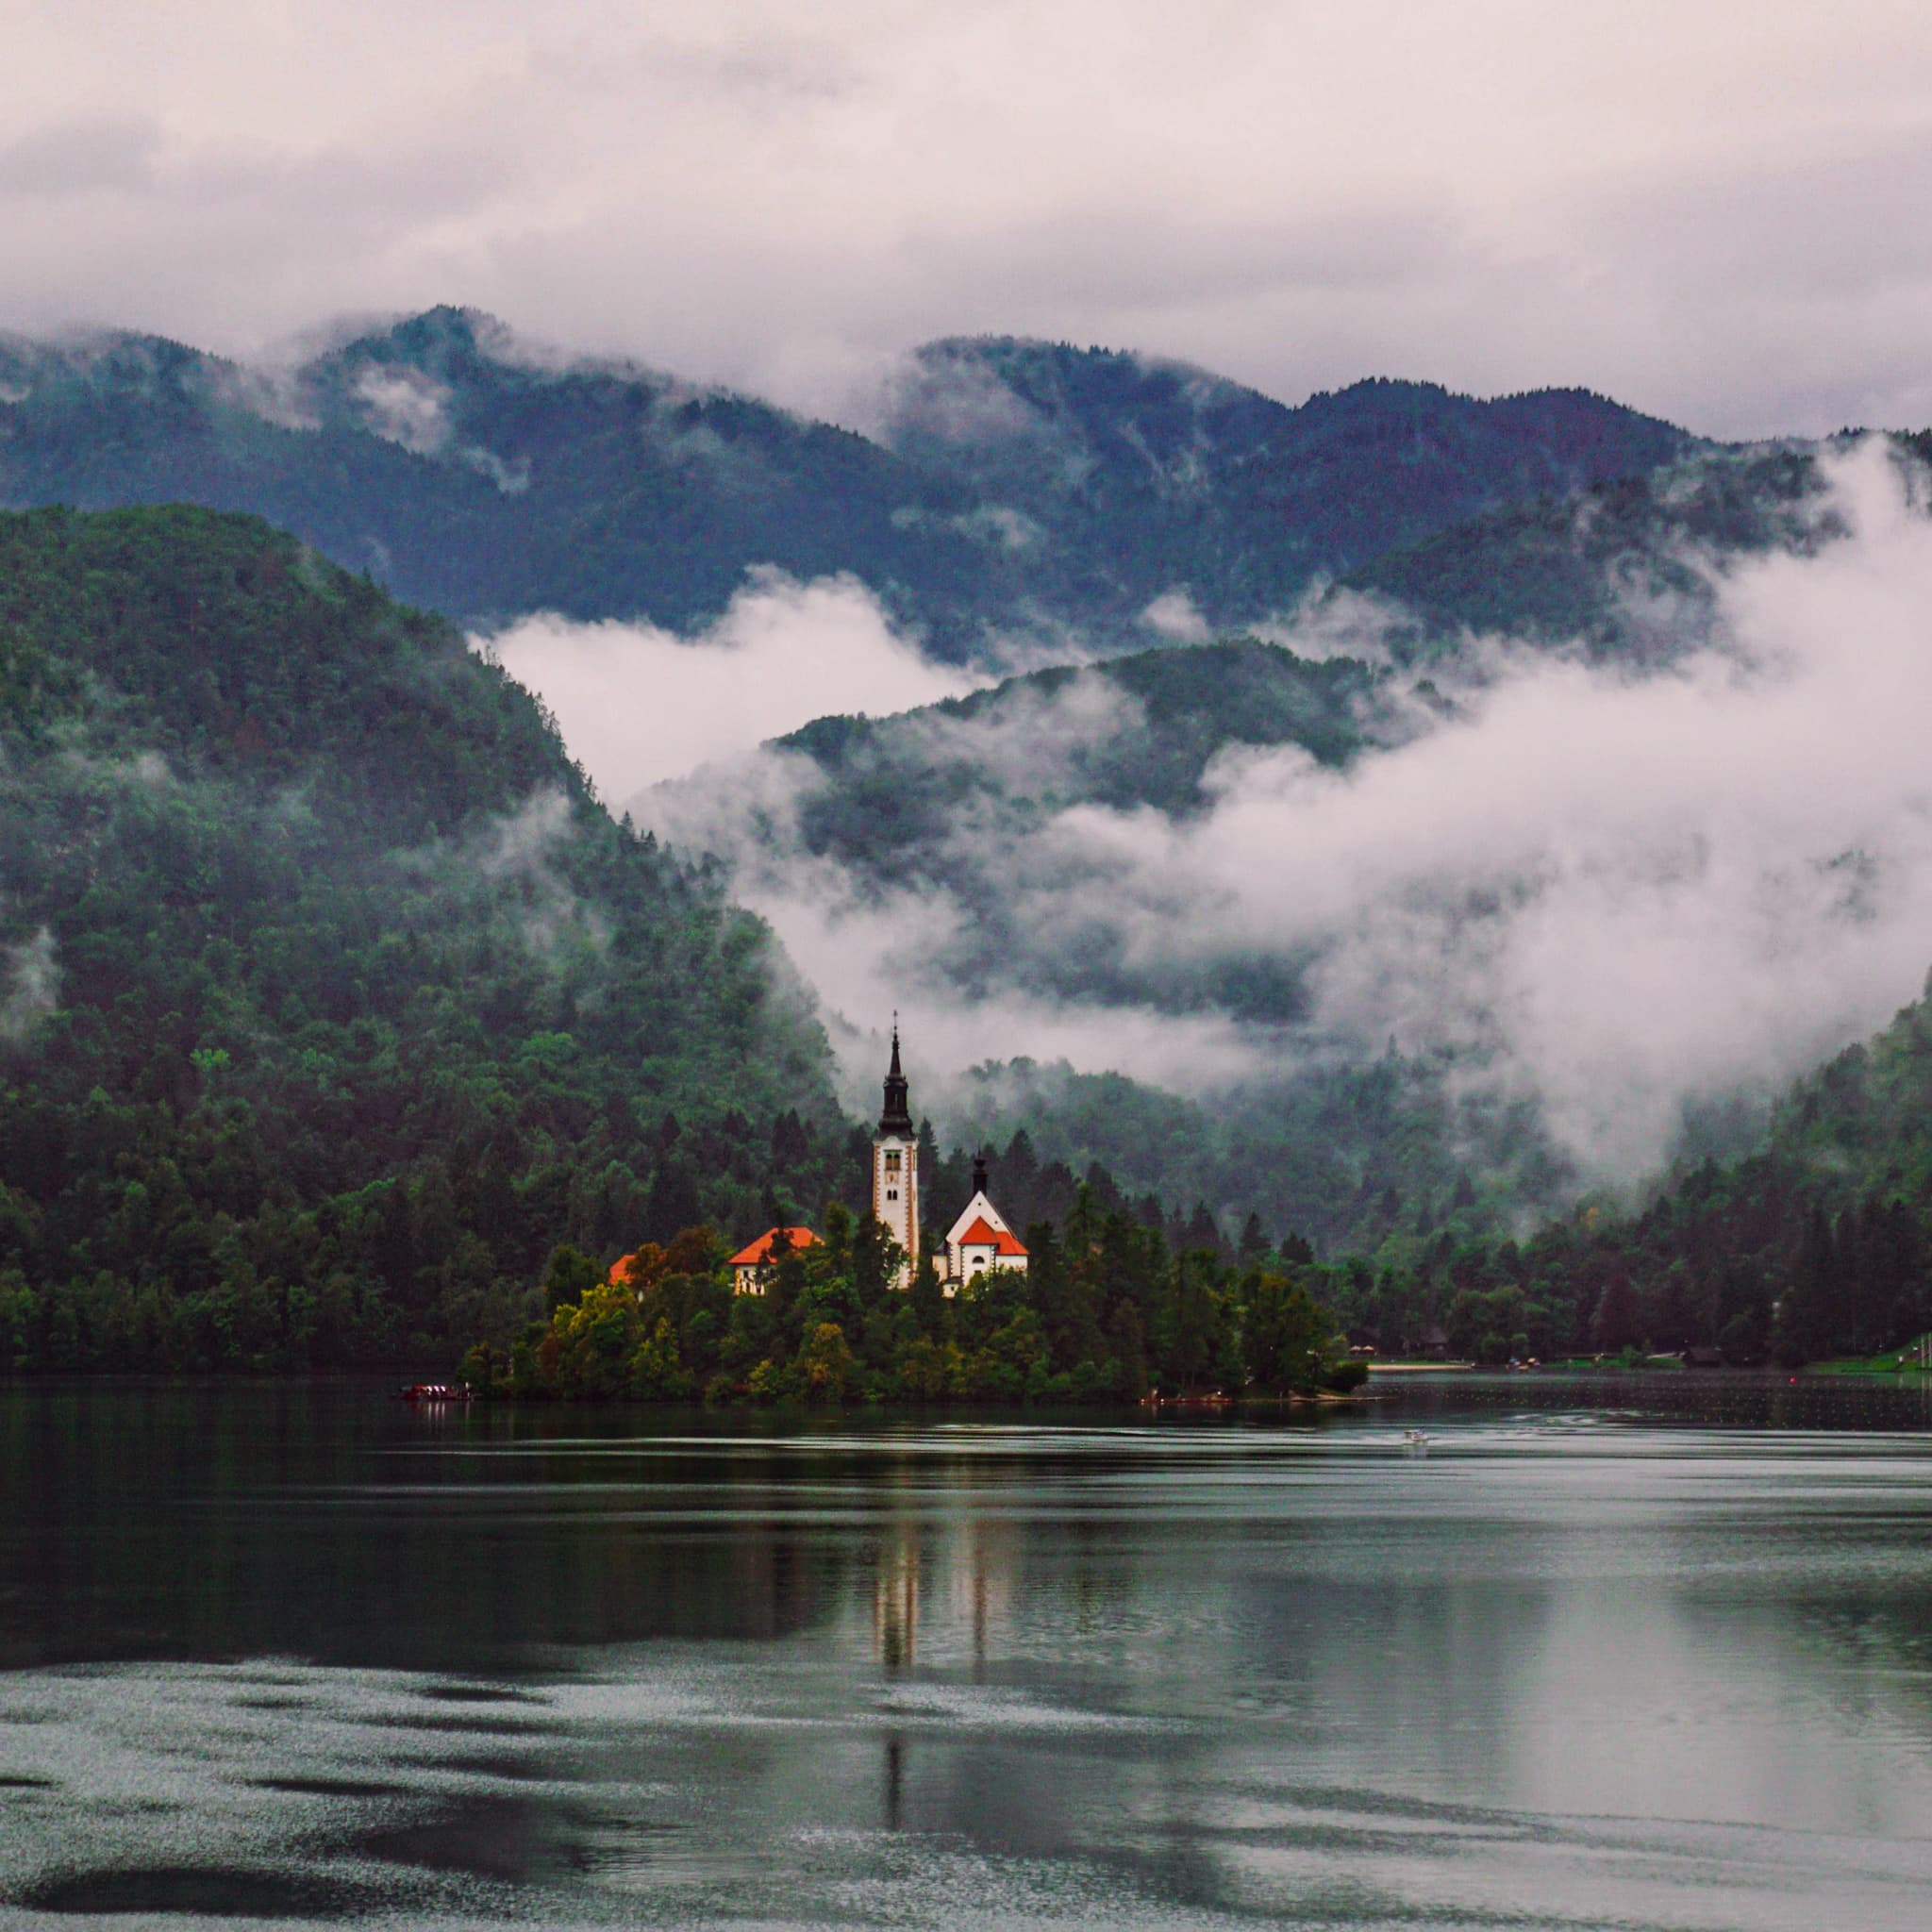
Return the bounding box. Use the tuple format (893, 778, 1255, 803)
(0, 507, 853, 1371)
(1324, 973, 1932, 1370)
(885, 339, 1705, 632)
(1341, 440, 1836, 656)
(774, 636, 1378, 859)
(0, 313, 956, 638)
(0, 308, 1707, 653)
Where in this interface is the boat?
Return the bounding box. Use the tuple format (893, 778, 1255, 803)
(397, 1383, 474, 1404)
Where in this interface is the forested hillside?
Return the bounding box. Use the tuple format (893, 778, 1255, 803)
(0, 309, 1705, 652)
(1293, 971, 1932, 1372)
(885, 341, 1703, 633)
(0, 508, 854, 1371)
(1342, 441, 1833, 656)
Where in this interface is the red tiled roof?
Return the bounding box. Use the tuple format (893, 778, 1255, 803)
(957, 1217, 1027, 1257)
(728, 1225, 822, 1268)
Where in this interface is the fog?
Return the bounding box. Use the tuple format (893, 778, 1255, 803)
(630, 444, 1932, 1186)
(0, 926, 59, 1043)
(483, 572, 981, 797)
(9, 4, 1932, 438)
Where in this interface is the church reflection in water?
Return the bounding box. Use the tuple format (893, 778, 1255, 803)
(868, 1505, 1028, 1830)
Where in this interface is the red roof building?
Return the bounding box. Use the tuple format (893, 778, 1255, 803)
(949, 1205, 1029, 1289)
(728, 1225, 821, 1294)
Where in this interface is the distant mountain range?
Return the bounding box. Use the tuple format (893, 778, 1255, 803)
(0, 306, 1709, 655)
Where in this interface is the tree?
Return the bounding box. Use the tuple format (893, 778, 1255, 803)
(1591, 1273, 1641, 1354)
(798, 1321, 855, 1402)
(541, 1243, 602, 1314)
(1241, 1272, 1331, 1392)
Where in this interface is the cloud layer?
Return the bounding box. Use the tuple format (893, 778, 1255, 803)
(7, 3, 1932, 436)
(636, 445, 1932, 1186)
(485, 571, 980, 797)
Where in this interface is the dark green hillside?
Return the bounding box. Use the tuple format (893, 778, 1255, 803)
(1342, 441, 1830, 654)
(0, 508, 853, 1373)
(1314, 977, 1932, 1372)
(780, 636, 1374, 870)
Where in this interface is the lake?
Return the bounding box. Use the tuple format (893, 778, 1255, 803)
(4, 1374, 1932, 1928)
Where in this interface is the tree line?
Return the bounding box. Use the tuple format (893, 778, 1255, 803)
(457, 1192, 1362, 1406)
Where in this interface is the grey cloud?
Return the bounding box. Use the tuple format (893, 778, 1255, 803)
(0, 118, 158, 198)
(8, 5, 1932, 435)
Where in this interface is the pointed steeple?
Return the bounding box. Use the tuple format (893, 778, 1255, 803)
(972, 1152, 989, 1196)
(877, 1020, 914, 1137)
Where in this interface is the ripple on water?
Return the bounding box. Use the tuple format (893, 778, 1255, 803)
(20, 1868, 383, 1919)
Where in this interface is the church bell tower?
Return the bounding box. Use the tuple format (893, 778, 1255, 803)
(873, 1024, 919, 1288)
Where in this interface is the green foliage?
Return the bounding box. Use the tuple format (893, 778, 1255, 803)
(477, 1191, 1360, 1406)
(0, 506, 849, 1373)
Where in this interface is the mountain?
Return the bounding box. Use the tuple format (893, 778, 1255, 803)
(0, 308, 1707, 655)
(1341, 440, 1832, 657)
(882, 340, 1706, 633)
(0, 506, 853, 1372)
(0, 311, 962, 637)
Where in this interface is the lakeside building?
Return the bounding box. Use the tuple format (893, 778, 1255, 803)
(714, 1030, 1031, 1299)
(871, 1030, 1027, 1296)
(941, 1155, 1028, 1291)
(872, 1024, 920, 1289)
(728, 1225, 822, 1296)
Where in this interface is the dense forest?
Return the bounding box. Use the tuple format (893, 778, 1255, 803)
(478, 1030, 1932, 1407)
(478, 961, 1932, 1405)
(0, 507, 856, 1373)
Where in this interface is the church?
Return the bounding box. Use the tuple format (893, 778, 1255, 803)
(873, 1025, 1027, 1294)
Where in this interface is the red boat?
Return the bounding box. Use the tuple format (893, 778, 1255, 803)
(397, 1383, 474, 1403)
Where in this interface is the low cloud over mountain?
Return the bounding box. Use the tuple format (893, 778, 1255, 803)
(635, 443, 1932, 1191)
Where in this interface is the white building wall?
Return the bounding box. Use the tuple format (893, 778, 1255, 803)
(873, 1132, 919, 1287)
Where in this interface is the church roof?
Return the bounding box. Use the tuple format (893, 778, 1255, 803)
(956, 1216, 1027, 1257)
(944, 1191, 1009, 1243)
(728, 1226, 822, 1268)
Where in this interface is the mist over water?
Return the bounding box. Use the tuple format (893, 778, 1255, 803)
(6, 1381, 1932, 1928)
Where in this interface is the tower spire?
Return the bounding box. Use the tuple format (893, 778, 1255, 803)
(878, 1018, 913, 1136)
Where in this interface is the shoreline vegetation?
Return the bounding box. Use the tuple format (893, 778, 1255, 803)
(455, 1203, 1370, 1407)
(448, 1197, 1932, 1409)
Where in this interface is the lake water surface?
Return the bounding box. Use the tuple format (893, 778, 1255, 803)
(5, 1374, 1932, 1928)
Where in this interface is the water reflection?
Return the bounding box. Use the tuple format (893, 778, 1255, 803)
(4, 1381, 1932, 1927)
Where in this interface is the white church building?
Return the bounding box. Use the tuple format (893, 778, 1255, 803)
(872, 1028, 1027, 1294)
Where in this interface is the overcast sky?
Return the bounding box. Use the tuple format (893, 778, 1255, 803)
(6, 0, 1932, 438)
